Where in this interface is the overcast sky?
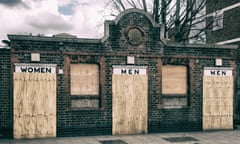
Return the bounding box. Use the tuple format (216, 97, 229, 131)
(0, 0, 116, 46)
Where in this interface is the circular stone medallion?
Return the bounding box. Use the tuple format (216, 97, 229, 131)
(127, 27, 144, 45)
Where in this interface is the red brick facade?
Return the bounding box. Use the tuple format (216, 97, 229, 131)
(0, 9, 238, 138)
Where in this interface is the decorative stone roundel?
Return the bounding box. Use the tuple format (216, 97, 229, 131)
(126, 27, 144, 45)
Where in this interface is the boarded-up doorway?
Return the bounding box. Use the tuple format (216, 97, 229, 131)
(112, 66, 148, 135)
(13, 72, 56, 139)
(203, 67, 233, 130)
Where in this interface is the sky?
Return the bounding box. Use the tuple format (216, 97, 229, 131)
(0, 0, 116, 47)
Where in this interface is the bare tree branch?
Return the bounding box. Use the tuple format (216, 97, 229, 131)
(128, 0, 136, 8)
(188, 20, 213, 40)
(142, 0, 147, 11)
(105, 0, 209, 43)
(116, 0, 126, 11)
(153, 0, 159, 23)
(136, 0, 143, 9)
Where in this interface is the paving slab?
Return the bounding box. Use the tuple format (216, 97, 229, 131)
(1, 130, 240, 144)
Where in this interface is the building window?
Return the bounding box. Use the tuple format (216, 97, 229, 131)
(162, 65, 187, 95)
(161, 65, 188, 108)
(70, 64, 100, 108)
(212, 10, 223, 31)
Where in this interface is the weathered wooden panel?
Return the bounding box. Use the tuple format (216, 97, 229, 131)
(162, 97, 187, 108)
(71, 99, 99, 108)
(13, 73, 56, 139)
(162, 65, 187, 95)
(203, 76, 233, 130)
(112, 75, 148, 135)
(70, 64, 99, 95)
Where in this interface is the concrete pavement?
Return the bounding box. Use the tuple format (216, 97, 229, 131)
(1, 130, 240, 144)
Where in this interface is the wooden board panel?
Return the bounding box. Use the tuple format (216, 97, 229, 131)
(112, 75, 148, 135)
(70, 64, 99, 95)
(14, 73, 56, 139)
(162, 65, 187, 95)
(203, 76, 233, 130)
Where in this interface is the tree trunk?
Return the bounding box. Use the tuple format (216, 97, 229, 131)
(175, 0, 181, 41)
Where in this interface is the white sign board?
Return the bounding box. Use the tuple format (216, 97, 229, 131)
(113, 65, 147, 75)
(204, 67, 232, 76)
(15, 63, 57, 74)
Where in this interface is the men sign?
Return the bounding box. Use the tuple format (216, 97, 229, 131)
(204, 67, 232, 76)
(113, 65, 147, 75)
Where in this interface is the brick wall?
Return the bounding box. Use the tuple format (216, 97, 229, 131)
(0, 48, 11, 138)
(206, 6, 240, 43)
(206, 0, 239, 13)
(7, 37, 114, 137)
(1, 9, 238, 138)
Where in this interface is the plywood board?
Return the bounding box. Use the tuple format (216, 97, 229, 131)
(112, 75, 148, 135)
(70, 64, 99, 95)
(14, 73, 56, 139)
(203, 76, 233, 130)
(162, 65, 187, 95)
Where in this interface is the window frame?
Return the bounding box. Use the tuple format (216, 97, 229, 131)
(70, 63, 100, 96)
(64, 55, 105, 111)
(158, 58, 191, 109)
(212, 10, 224, 31)
(162, 65, 188, 96)
(70, 63, 100, 109)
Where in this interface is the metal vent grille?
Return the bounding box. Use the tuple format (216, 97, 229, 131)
(99, 139, 128, 144)
(163, 136, 199, 143)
